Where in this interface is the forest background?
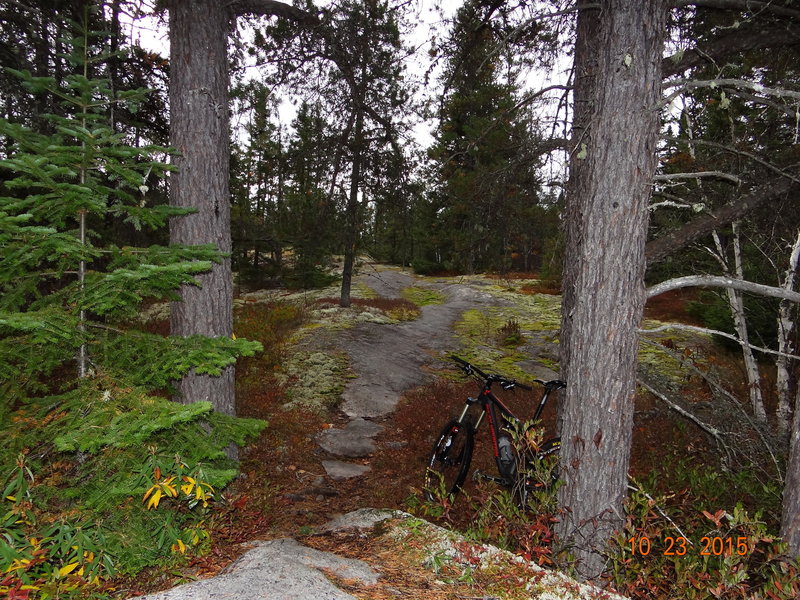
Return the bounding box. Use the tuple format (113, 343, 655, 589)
(2, 0, 800, 598)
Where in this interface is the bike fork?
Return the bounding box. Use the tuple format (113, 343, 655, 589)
(456, 397, 483, 429)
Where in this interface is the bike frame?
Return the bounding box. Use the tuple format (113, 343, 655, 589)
(454, 376, 563, 464)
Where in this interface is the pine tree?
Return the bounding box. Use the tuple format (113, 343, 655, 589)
(429, 0, 543, 274)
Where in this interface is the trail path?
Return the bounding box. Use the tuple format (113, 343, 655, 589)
(314, 265, 512, 478)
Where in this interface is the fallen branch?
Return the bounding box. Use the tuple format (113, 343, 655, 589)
(639, 323, 800, 361)
(637, 376, 724, 441)
(639, 339, 783, 484)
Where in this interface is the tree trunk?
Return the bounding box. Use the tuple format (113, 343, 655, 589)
(714, 226, 766, 423)
(340, 110, 363, 308)
(556, 0, 667, 580)
(559, 0, 600, 388)
(782, 383, 800, 556)
(777, 231, 800, 438)
(168, 1, 235, 418)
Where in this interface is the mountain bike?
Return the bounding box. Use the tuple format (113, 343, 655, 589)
(424, 356, 565, 506)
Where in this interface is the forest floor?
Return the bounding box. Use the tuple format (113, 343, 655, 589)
(125, 263, 764, 599)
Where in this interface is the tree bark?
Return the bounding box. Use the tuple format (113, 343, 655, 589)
(340, 109, 363, 308)
(168, 0, 235, 416)
(559, 0, 600, 387)
(782, 384, 800, 557)
(556, 0, 667, 580)
(776, 231, 800, 438)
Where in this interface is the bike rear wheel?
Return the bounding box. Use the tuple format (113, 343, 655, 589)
(424, 419, 474, 501)
(514, 436, 560, 509)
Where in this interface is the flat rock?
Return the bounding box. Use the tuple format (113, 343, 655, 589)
(315, 418, 382, 457)
(319, 508, 397, 532)
(127, 538, 378, 600)
(322, 459, 371, 480)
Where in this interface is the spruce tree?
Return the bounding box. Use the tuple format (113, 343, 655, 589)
(0, 15, 260, 401)
(0, 11, 265, 582)
(429, 0, 543, 274)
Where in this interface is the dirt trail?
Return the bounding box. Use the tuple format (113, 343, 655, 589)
(314, 266, 510, 474)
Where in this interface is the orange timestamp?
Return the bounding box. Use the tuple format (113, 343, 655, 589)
(626, 535, 751, 557)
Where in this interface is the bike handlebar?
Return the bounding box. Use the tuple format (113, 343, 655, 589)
(450, 355, 565, 392)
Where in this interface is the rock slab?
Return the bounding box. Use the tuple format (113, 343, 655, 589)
(322, 459, 371, 480)
(315, 417, 382, 457)
(128, 537, 378, 600)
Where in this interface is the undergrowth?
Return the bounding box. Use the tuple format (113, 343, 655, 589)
(316, 296, 421, 321)
(409, 368, 797, 600)
(0, 376, 265, 599)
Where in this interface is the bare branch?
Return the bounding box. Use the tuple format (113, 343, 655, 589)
(654, 171, 742, 185)
(645, 177, 796, 265)
(639, 322, 800, 361)
(637, 376, 724, 440)
(230, 0, 320, 24)
(627, 478, 695, 543)
(640, 338, 783, 481)
(667, 137, 800, 186)
(663, 78, 800, 107)
(647, 274, 800, 303)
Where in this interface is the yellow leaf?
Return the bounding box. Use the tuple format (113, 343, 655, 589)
(172, 539, 186, 554)
(5, 495, 16, 501)
(147, 488, 162, 509)
(59, 562, 80, 576)
(181, 483, 193, 496)
(143, 484, 158, 502)
(232, 333, 237, 340)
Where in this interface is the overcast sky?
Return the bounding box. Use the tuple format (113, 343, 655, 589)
(120, 0, 569, 171)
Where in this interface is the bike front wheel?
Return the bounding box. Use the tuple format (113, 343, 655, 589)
(424, 419, 474, 501)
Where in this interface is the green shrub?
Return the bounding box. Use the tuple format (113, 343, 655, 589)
(411, 258, 442, 275)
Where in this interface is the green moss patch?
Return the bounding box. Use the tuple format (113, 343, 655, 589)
(401, 286, 446, 306)
(277, 350, 351, 412)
